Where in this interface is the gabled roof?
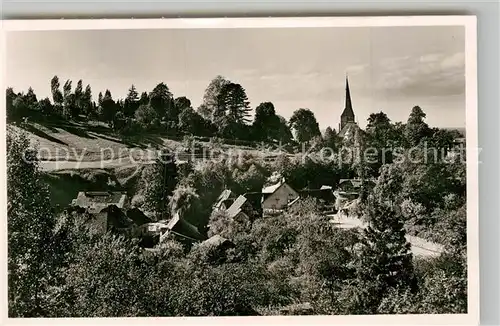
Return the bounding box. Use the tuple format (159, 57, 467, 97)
(199, 234, 234, 251)
(213, 189, 236, 209)
(299, 188, 336, 203)
(262, 182, 282, 194)
(339, 179, 363, 189)
(87, 204, 133, 230)
(320, 185, 332, 190)
(287, 196, 301, 208)
(162, 213, 206, 242)
(73, 191, 128, 209)
(226, 195, 248, 219)
(166, 212, 181, 230)
(126, 207, 153, 226)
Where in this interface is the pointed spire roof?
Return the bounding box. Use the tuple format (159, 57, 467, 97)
(341, 75, 355, 118)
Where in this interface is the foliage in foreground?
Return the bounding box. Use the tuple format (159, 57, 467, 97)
(7, 114, 468, 316)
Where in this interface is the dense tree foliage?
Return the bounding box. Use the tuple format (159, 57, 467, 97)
(6, 76, 297, 146)
(289, 108, 321, 143)
(143, 152, 179, 219)
(7, 79, 468, 317)
(7, 131, 58, 316)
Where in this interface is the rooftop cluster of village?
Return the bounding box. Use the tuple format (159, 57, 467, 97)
(69, 176, 368, 249)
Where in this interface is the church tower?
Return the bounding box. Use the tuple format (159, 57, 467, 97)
(339, 76, 355, 132)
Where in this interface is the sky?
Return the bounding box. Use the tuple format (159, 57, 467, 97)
(5, 25, 466, 130)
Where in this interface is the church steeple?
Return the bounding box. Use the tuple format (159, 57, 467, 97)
(339, 75, 355, 132)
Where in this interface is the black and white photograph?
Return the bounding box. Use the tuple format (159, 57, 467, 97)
(1, 16, 478, 323)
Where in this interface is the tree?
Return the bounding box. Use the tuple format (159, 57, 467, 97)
(38, 98, 53, 116)
(366, 112, 394, 147)
(276, 116, 293, 144)
(82, 84, 93, 117)
(218, 83, 251, 124)
(135, 104, 158, 129)
(97, 92, 103, 108)
(73, 79, 84, 117)
(289, 108, 321, 143)
(202, 75, 230, 121)
(112, 111, 127, 132)
(174, 96, 192, 114)
(7, 131, 57, 316)
(25, 87, 38, 111)
(62, 80, 72, 101)
(50, 76, 64, 108)
(197, 104, 211, 120)
(149, 82, 174, 121)
(351, 198, 416, 314)
(139, 91, 149, 105)
(61, 80, 74, 119)
(323, 127, 338, 150)
(405, 106, 431, 147)
(214, 82, 251, 139)
(169, 184, 204, 228)
(10, 96, 29, 121)
(124, 84, 140, 117)
(6, 88, 18, 121)
(429, 128, 456, 155)
(61, 234, 153, 317)
(178, 107, 207, 135)
(352, 127, 369, 199)
(364, 112, 395, 177)
(98, 89, 117, 125)
(143, 151, 179, 219)
(252, 102, 281, 141)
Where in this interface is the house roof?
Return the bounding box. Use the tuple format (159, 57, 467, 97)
(199, 234, 234, 250)
(226, 195, 248, 219)
(287, 196, 301, 208)
(339, 179, 363, 189)
(164, 213, 206, 242)
(166, 212, 181, 230)
(126, 207, 152, 226)
(213, 189, 236, 209)
(320, 185, 332, 190)
(73, 191, 128, 209)
(299, 189, 336, 203)
(262, 182, 282, 194)
(87, 204, 133, 230)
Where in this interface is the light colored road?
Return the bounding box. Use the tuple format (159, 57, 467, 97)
(40, 159, 132, 171)
(328, 214, 444, 257)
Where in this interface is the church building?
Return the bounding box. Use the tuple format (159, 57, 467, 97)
(338, 76, 358, 138)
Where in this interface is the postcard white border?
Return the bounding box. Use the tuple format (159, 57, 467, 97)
(0, 15, 478, 326)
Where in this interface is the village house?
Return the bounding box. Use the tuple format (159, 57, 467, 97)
(298, 186, 336, 212)
(213, 189, 237, 211)
(225, 195, 255, 223)
(159, 213, 206, 245)
(262, 178, 299, 211)
(81, 204, 134, 235)
(72, 191, 129, 213)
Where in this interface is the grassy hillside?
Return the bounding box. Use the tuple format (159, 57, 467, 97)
(10, 121, 276, 165)
(9, 121, 183, 162)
